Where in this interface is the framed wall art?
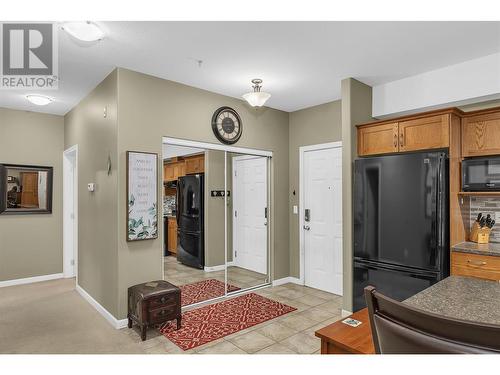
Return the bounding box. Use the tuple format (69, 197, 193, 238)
(126, 151, 158, 241)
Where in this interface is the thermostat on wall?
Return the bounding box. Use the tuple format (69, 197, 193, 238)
(87, 183, 96, 192)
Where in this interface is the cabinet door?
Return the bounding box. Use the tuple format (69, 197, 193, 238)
(357, 123, 399, 156)
(185, 155, 204, 174)
(462, 111, 500, 157)
(164, 164, 175, 182)
(399, 114, 449, 152)
(168, 219, 177, 253)
(177, 161, 186, 178)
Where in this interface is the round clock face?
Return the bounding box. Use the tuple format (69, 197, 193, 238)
(211, 107, 242, 145)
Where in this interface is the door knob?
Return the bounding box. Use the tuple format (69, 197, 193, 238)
(303, 225, 310, 231)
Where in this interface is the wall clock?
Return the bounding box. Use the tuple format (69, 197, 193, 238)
(211, 106, 242, 145)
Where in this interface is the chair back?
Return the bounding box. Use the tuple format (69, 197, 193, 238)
(364, 285, 500, 354)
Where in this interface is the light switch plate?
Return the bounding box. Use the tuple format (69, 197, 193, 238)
(293, 205, 298, 214)
(87, 183, 96, 192)
(495, 212, 500, 222)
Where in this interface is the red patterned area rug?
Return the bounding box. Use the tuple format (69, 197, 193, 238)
(159, 293, 296, 350)
(180, 279, 240, 307)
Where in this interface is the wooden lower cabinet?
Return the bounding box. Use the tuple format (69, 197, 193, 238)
(357, 122, 399, 156)
(451, 251, 500, 281)
(462, 110, 500, 157)
(167, 217, 177, 254)
(398, 114, 449, 152)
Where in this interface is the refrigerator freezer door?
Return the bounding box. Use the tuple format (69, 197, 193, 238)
(353, 260, 439, 312)
(177, 230, 204, 269)
(354, 152, 446, 271)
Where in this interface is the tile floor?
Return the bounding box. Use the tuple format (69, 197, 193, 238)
(0, 277, 343, 354)
(164, 255, 268, 292)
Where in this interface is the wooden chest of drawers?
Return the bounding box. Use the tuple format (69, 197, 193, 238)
(451, 251, 500, 281)
(127, 280, 181, 341)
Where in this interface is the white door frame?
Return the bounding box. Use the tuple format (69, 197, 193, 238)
(231, 154, 268, 274)
(63, 145, 78, 280)
(299, 141, 342, 285)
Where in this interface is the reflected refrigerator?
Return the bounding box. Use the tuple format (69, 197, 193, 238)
(176, 174, 204, 269)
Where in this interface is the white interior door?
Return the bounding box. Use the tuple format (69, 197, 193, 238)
(303, 146, 342, 295)
(233, 156, 268, 275)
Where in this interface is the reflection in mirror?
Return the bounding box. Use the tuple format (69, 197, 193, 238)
(226, 152, 269, 292)
(0, 164, 53, 214)
(162, 144, 230, 307)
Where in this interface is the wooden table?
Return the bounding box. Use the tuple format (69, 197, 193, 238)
(315, 308, 375, 354)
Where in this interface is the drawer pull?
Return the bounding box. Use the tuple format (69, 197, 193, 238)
(467, 260, 487, 266)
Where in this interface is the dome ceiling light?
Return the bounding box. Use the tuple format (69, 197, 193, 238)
(62, 21, 105, 42)
(242, 79, 271, 108)
(26, 94, 53, 106)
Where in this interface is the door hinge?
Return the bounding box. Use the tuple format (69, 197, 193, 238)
(70, 259, 75, 266)
(235, 210, 237, 217)
(235, 251, 237, 258)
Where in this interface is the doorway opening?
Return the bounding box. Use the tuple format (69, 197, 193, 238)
(63, 145, 78, 280)
(299, 142, 343, 295)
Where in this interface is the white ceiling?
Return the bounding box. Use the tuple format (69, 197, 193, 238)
(1, 21, 500, 115)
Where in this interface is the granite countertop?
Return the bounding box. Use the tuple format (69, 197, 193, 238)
(404, 276, 500, 325)
(451, 241, 500, 257)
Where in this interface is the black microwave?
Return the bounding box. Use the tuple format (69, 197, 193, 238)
(462, 157, 500, 191)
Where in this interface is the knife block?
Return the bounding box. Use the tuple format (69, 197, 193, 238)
(471, 224, 491, 244)
(470, 222, 480, 242)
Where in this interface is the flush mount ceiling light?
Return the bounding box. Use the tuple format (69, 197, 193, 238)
(242, 79, 271, 107)
(26, 94, 53, 106)
(62, 21, 104, 42)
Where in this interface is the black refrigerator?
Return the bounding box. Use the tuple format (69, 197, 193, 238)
(353, 151, 449, 311)
(176, 174, 204, 269)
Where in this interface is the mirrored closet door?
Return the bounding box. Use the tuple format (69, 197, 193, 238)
(162, 139, 271, 308)
(225, 152, 270, 294)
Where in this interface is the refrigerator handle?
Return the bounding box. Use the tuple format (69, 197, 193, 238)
(435, 154, 447, 268)
(176, 179, 181, 225)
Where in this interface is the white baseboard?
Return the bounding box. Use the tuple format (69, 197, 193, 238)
(272, 276, 302, 287)
(76, 284, 128, 329)
(0, 273, 64, 288)
(204, 264, 225, 272)
(341, 309, 353, 318)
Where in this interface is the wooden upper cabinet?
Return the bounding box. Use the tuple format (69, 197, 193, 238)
(398, 114, 449, 152)
(357, 122, 399, 156)
(164, 163, 176, 182)
(185, 155, 205, 175)
(462, 111, 500, 157)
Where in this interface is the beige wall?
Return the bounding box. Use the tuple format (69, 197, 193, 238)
(64, 70, 119, 316)
(204, 150, 227, 267)
(341, 78, 373, 313)
(0, 108, 64, 281)
(116, 68, 289, 318)
(288, 101, 342, 277)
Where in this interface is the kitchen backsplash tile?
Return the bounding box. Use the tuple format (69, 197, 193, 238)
(470, 197, 500, 243)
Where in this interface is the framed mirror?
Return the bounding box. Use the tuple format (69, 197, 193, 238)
(0, 164, 53, 215)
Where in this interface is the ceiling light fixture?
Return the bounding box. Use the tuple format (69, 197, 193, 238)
(26, 94, 53, 106)
(242, 79, 271, 107)
(62, 21, 104, 42)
